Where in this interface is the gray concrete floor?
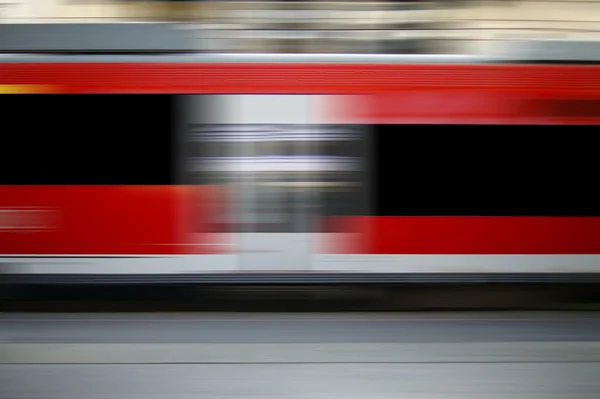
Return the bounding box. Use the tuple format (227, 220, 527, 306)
(1, 312, 599, 343)
(1, 312, 599, 398)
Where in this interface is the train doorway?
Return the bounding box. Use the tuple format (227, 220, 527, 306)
(185, 95, 365, 272)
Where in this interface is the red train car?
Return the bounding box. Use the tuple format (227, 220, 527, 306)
(0, 53, 599, 284)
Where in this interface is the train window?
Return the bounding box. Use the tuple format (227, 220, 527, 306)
(373, 124, 600, 216)
(193, 123, 368, 233)
(0, 94, 175, 185)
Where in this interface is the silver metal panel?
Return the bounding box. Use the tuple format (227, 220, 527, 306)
(0, 23, 194, 53)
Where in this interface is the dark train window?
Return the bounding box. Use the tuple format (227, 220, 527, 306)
(0, 94, 175, 185)
(373, 124, 600, 216)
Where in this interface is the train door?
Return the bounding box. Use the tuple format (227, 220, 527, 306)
(186, 95, 320, 272)
(230, 95, 317, 271)
(185, 94, 365, 273)
(233, 129, 317, 271)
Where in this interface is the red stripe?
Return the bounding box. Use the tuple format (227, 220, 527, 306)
(359, 216, 600, 255)
(344, 91, 600, 124)
(1, 187, 600, 255)
(2, 63, 598, 124)
(0, 63, 598, 93)
(0, 185, 233, 255)
(0, 186, 184, 255)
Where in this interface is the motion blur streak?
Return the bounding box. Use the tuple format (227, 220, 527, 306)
(0, 80, 599, 278)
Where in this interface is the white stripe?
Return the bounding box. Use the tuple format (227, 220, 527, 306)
(196, 158, 357, 172)
(313, 254, 600, 274)
(0, 255, 237, 274)
(1, 254, 600, 274)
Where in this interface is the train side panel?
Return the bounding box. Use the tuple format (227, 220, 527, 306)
(0, 61, 599, 281)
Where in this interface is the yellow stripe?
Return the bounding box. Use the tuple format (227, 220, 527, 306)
(0, 85, 56, 94)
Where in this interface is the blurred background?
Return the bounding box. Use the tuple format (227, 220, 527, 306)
(0, 0, 597, 54)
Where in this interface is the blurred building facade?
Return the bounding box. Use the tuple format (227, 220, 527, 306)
(0, 0, 598, 54)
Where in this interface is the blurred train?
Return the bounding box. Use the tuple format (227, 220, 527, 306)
(0, 26, 599, 284)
